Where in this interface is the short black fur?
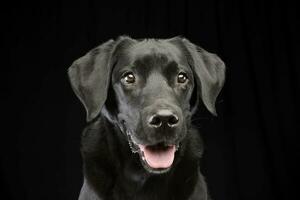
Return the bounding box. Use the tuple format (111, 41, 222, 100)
(68, 36, 225, 200)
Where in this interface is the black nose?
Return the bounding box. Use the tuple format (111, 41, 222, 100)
(148, 110, 179, 128)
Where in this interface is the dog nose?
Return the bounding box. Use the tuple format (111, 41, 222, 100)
(148, 110, 179, 128)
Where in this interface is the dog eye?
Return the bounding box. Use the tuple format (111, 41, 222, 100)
(177, 72, 188, 83)
(122, 72, 136, 84)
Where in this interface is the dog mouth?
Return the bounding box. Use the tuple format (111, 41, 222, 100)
(126, 131, 179, 174)
(139, 143, 176, 170)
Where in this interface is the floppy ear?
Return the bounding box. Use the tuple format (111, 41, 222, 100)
(68, 39, 116, 122)
(182, 39, 225, 115)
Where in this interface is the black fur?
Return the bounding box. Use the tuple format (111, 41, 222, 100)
(68, 36, 225, 200)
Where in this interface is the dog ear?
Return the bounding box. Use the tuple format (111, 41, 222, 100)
(68, 36, 135, 122)
(68, 39, 115, 122)
(182, 38, 225, 116)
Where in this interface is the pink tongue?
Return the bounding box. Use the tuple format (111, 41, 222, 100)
(139, 145, 176, 169)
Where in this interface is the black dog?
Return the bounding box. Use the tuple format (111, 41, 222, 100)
(68, 36, 225, 200)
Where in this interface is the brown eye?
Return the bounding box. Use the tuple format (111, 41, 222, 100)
(177, 72, 188, 83)
(122, 72, 136, 84)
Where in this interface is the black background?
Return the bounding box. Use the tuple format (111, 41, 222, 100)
(2, 0, 299, 199)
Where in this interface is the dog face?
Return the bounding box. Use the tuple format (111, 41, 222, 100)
(68, 36, 225, 174)
(110, 40, 195, 173)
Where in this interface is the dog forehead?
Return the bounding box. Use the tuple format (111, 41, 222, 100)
(128, 39, 184, 63)
(112, 39, 190, 76)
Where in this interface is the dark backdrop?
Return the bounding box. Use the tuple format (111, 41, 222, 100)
(2, 0, 298, 199)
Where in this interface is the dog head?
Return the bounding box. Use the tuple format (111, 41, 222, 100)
(68, 36, 225, 174)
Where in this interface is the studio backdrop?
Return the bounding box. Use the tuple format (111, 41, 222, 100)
(2, 0, 298, 200)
